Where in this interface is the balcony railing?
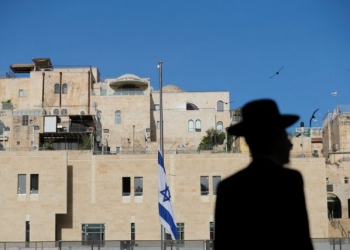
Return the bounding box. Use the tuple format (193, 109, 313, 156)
(91, 89, 147, 96)
(0, 239, 348, 250)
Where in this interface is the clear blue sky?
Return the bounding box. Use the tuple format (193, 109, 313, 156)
(1, 0, 349, 132)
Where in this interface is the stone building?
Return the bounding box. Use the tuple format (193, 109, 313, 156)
(0, 57, 347, 243)
(0, 58, 231, 153)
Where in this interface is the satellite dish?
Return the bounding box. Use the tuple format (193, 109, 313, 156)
(92, 102, 98, 108)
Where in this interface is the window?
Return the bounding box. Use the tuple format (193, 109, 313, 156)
(200, 176, 209, 195)
(345, 177, 349, 184)
(186, 102, 199, 110)
(62, 83, 67, 94)
(82, 224, 105, 244)
(19, 89, 24, 97)
(122, 177, 131, 196)
(212, 176, 221, 195)
(22, 115, 29, 126)
(131, 223, 135, 240)
(154, 104, 160, 111)
(217, 101, 224, 112)
(177, 223, 185, 244)
(53, 109, 59, 115)
(157, 121, 160, 129)
(54, 83, 60, 94)
(216, 121, 223, 132)
(61, 109, 68, 115)
(116, 147, 120, 154)
(134, 177, 143, 196)
(115, 110, 121, 125)
(209, 222, 214, 240)
(188, 120, 194, 132)
(26, 221, 30, 243)
(30, 174, 39, 194)
(195, 119, 201, 132)
(17, 141, 20, 146)
(18, 174, 26, 194)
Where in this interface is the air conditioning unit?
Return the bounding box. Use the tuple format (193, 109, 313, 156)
(32, 145, 39, 151)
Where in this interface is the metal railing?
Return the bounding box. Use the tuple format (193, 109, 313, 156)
(0, 147, 331, 158)
(1, 239, 350, 250)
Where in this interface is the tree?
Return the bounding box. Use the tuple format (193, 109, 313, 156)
(79, 134, 92, 150)
(198, 128, 233, 152)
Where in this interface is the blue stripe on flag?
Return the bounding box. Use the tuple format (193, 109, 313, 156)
(158, 203, 179, 239)
(158, 150, 165, 172)
(158, 149, 178, 240)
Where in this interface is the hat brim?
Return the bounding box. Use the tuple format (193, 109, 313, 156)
(226, 114, 299, 136)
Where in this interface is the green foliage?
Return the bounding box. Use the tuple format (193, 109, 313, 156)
(79, 135, 92, 150)
(42, 141, 54, 150)
(198, 128, 234, 151)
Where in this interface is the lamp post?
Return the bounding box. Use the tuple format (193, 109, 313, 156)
(300, 122, 305, 158)
(309, 109, 319, 156)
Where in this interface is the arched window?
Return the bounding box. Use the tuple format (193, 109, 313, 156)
(188, 120, 194, 132)
(186, 102, 199, 110)
(54, 83, 60, 94)
(53, 109, 59, 115)
(217, 101, 224, 112)
(195, 119, 201, 132)
(115, 110, 121, 125)
(345, 177, 349, 184)
(61, 109, 68, 115)
(216, 121, 223, 132)
(62, 83, 68, 94)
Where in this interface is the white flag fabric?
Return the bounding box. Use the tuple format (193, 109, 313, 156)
(158, 149, 178, 240)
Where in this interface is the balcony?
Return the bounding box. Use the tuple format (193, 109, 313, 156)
(1, 102, 13, 110)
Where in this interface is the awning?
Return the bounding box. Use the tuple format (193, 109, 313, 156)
(32, 58, 53, 71)
(10, 64, 35, 73)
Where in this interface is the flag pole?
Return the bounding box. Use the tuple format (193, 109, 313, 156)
(158, 60, 165, 248)
(159, 61, 164, 155)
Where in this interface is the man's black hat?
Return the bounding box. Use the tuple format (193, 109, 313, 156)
(226, 99, 299, 137)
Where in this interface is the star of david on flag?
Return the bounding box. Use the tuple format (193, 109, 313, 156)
(158, 149, 178, 240)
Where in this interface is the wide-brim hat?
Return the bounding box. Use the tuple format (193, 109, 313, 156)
(226, 99, 299, 137)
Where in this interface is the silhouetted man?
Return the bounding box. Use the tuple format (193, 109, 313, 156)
(214, 99, 313, 250)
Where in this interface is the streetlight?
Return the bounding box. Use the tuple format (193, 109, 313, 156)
(300, 122, 305, 157)
(309, 108, 319, 156)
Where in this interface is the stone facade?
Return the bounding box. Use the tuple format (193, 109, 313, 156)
(0, 57, 348, 242)
(0, 151, 327, 241)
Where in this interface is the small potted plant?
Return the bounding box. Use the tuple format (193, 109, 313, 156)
(1, 99, 13, 110)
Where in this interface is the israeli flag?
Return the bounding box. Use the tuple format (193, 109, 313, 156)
(158, 149, 178, 240)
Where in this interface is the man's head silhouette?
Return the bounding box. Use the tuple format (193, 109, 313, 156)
(227, 99, 299, 137)
(226, 99, 299, 164)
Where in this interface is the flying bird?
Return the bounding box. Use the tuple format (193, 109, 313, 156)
(270, 66, 284, 78)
